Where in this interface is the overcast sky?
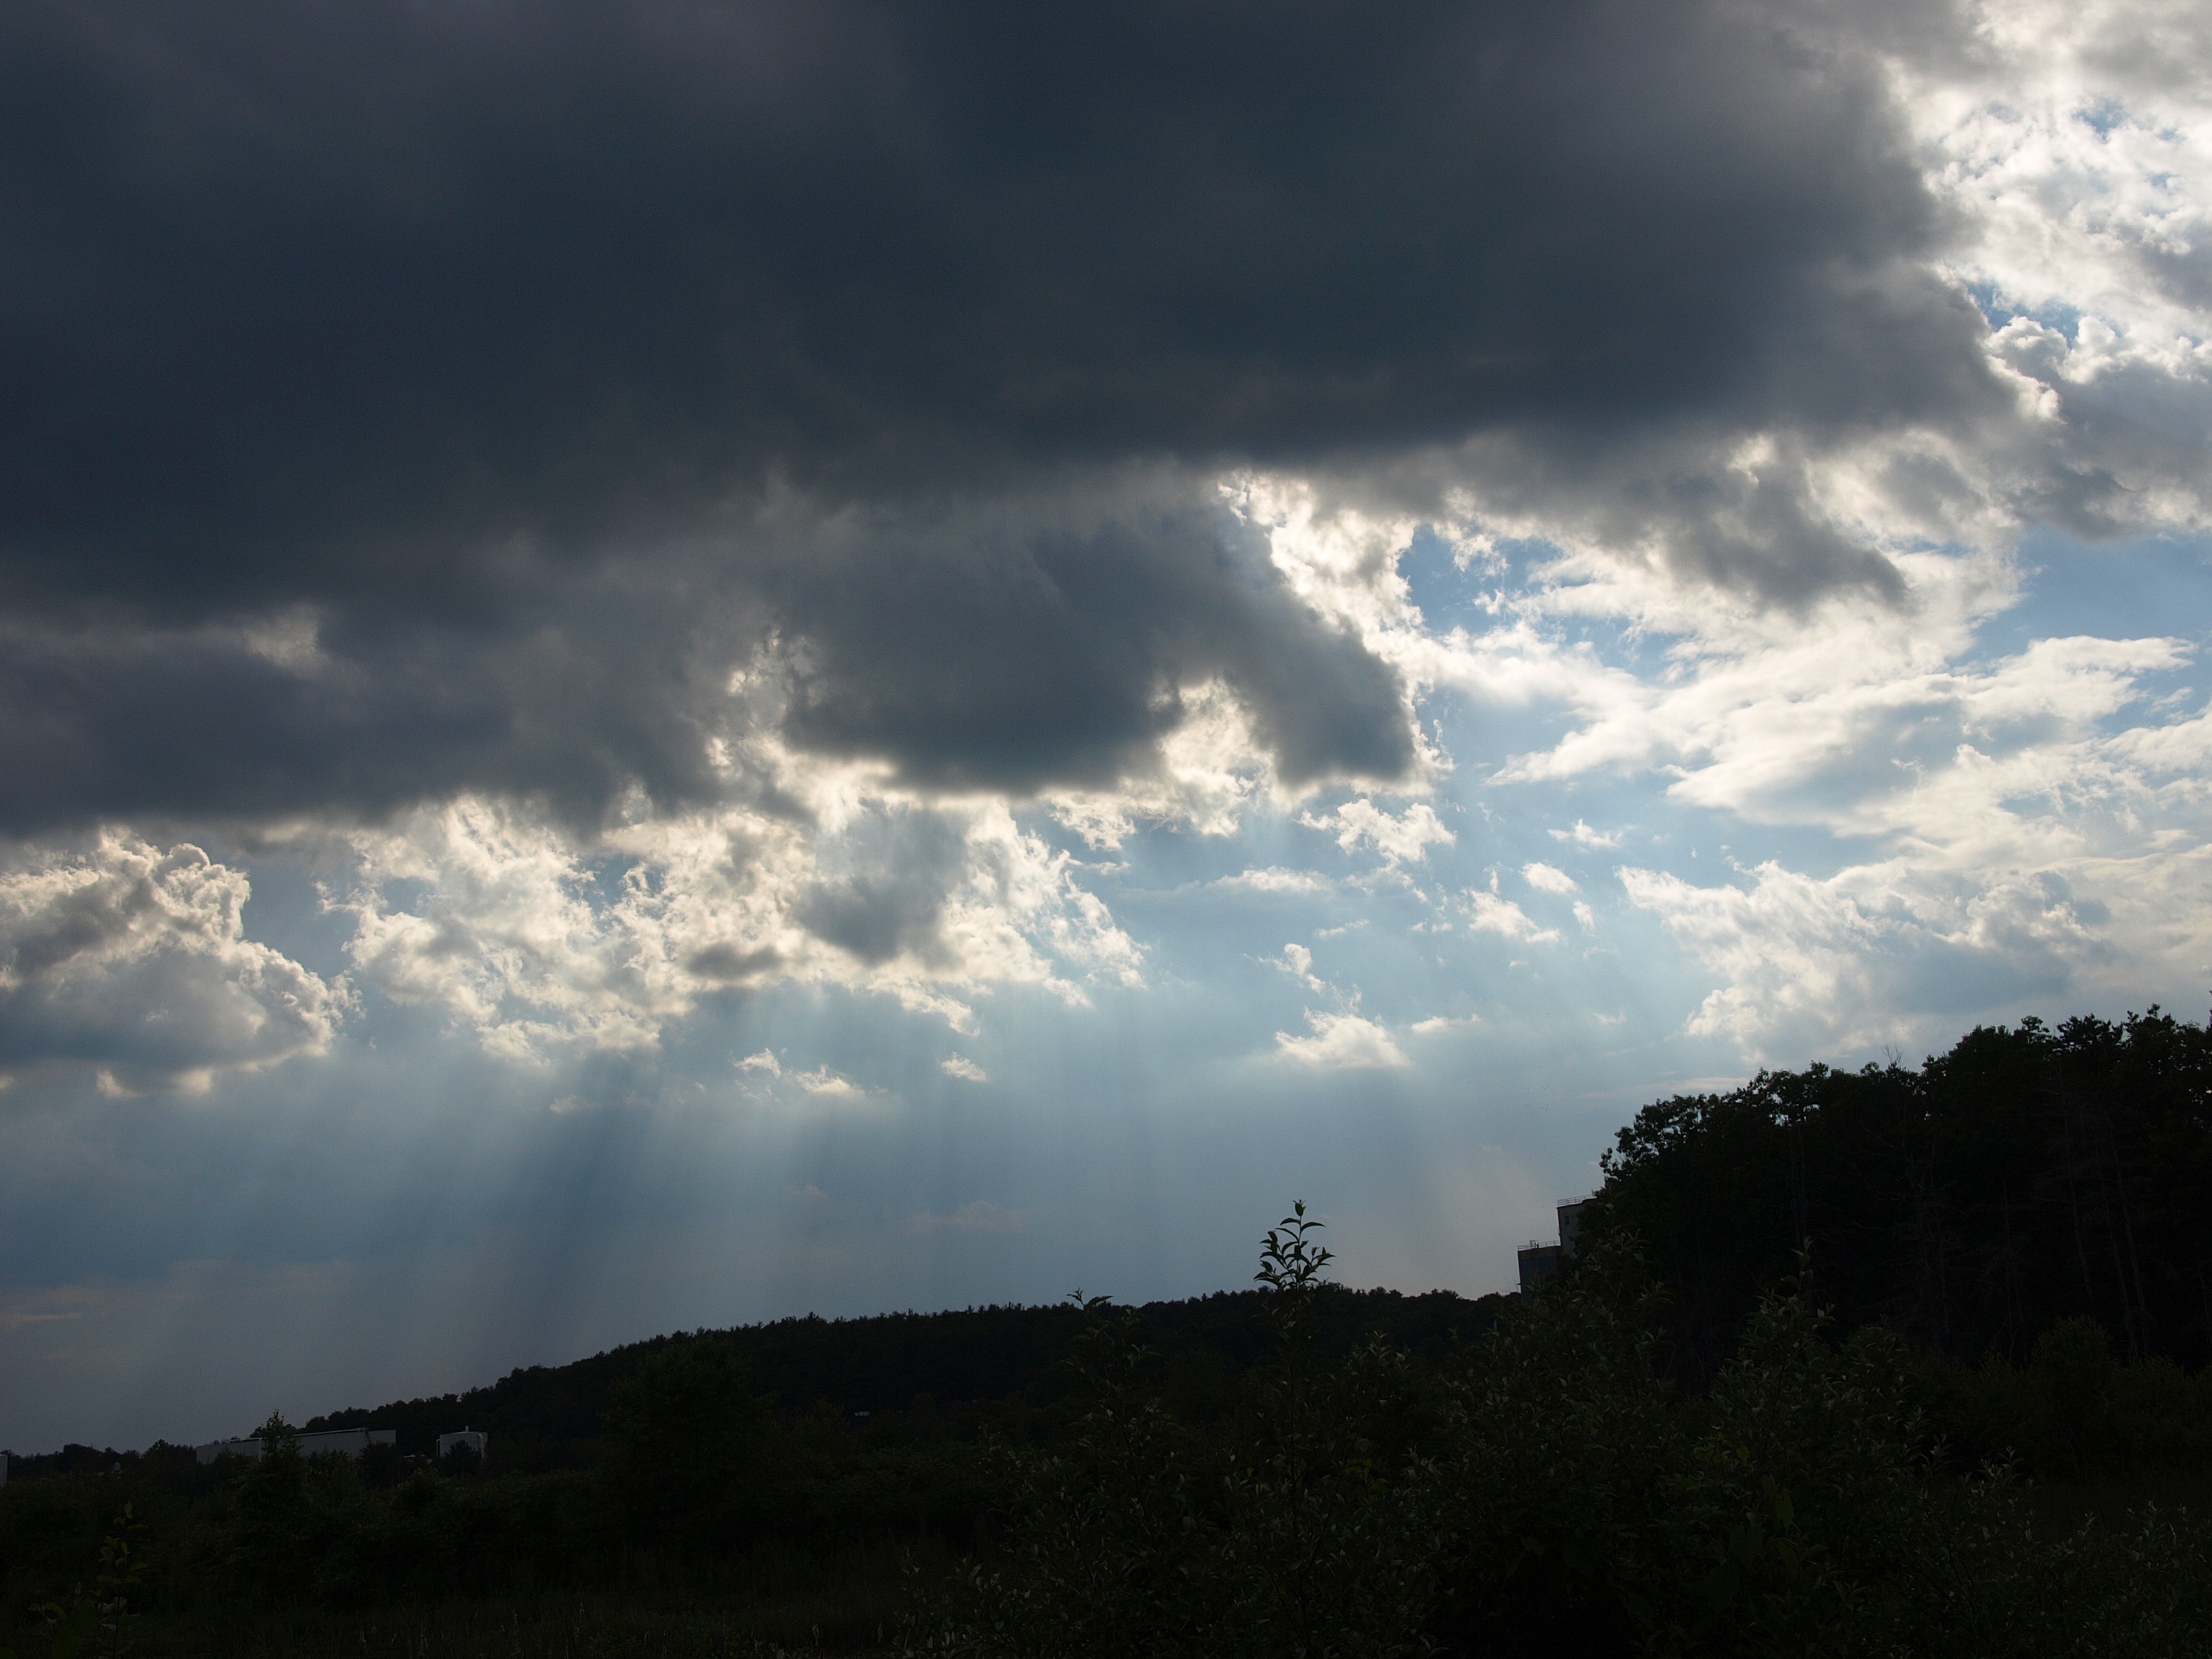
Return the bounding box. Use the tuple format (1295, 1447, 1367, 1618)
(4, 0, 2210, 1452)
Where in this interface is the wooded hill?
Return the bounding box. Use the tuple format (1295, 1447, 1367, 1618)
(283, 1284, 1495, 1474)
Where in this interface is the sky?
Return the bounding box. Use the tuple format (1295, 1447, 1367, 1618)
(2, 0, 2210, 1453)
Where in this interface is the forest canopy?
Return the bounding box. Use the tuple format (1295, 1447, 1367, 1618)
(1585, 1008, 2212, 1377)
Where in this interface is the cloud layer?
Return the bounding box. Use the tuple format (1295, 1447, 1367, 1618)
(0, 0, 2066, 836)
(4, 0, 2212, 1453)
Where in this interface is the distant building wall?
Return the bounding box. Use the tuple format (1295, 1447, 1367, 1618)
(300, 1429, 395, 1460)
(1515, 1197, 1593, 1294)
(437, 1429, 488, 1464)
(1557, 1199, 1589, 1257)
(1517, 1242, 1563, 1295)
(195, 1429, 394, 1466)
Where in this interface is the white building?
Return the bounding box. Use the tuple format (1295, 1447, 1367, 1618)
(436, 1429, 487, 1463)
(195, 1429, 395, 1464)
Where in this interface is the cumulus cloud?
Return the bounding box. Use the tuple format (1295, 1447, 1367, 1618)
(0, 836, 347, 1092)
(1208, 866, 1336, 896)
(1902, 0, 2212, 534)
(1462, 891, 1560, 945)
(939, 1054, 988, 1083)
(1409, 1013, 1480, 1034)
(1613, 637, 2212, 1061)
(1304, 800, 1456, 866)
(1463, 535, 2196, 854)
(13, 0, 2212, 1463)
(1621, 858, 2105, 1062)
(335, 784, 1143, 1060)
(1446, 2, 2207, 604)
(1269, 943, 1327, 994)
(1273, 1010, 1410, 1070)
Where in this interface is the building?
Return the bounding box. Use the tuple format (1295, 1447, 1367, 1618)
(1557, 1198, 1587, 1254)
(437, 1429, 488, 1464)
(1516, 1198, 1591, 1295)
(194, 1429, 395, 1464)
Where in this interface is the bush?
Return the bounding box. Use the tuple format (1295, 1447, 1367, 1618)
(913, 1224, 2212, 1659)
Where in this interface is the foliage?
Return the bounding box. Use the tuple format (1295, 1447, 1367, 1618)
(1587, 1009, 2212, 1378)
(1917, 1314, 2212, 1484)
(912, 1207, 1439, 1659)
(914, 1224, 2212, 1659)
(227, 1415, 310, 1595)
(606, 1338, 780, 1554)
(3, 1504, 149, 1659)
(1221, 1204, 1435, 1657)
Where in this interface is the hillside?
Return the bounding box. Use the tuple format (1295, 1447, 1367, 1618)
(289, 1284, 1500, 1472)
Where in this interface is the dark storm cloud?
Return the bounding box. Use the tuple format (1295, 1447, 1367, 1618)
(0, 580, 754, 830)
(0, 483, 1410, 830)
(772, 490, 1412, 790)
(0, 0, 2002, 823)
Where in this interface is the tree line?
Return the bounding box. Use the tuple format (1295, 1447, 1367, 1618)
(1583, 1007, 2212, 1378)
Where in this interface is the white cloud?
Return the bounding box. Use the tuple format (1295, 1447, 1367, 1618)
(333, 777, 1144, 1060)
(1621, 820, 2212, 1063)
(1551, 820, 1621, 848)
(1303, 798, 1456, 865)
(1443, 528, 2212, 887)
(1208, 865, 1333, 894)
(795, 1066, 862, 1096)
(1273, 1010, 1410, 1070)
(940, 1054, 988, 1082)
(1461, 891, 1560, 945)
(1521, 862, 1579, 895)
(1268, 942, 1326, 992)
(736, 1050, 781, 1076)
(1409, 1013, 1479, 1034)
(0, 835, 348, 1092)
(1899, 1, 2212, 543)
